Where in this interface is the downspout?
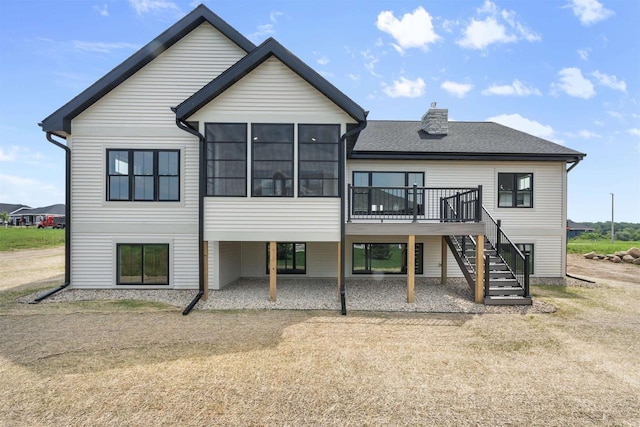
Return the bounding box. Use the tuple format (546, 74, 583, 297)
(31, 132, 71, 303)
(339, 115, 368, 315)
(173, 114, 205, 315)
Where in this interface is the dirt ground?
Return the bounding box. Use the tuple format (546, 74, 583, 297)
(0, 247, 64, 290)
(0, 249, 639, 425)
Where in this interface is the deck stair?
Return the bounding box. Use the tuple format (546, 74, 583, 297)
(445, 235, 532, 305)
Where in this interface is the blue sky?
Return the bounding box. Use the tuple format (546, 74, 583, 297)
(0, 0, 638, 222)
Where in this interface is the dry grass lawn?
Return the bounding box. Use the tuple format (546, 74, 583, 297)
(0, 253, 639, 425)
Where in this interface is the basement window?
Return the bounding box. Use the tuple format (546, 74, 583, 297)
(117, 244, 169, 285)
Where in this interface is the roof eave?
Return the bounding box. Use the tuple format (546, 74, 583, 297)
(348, 151, 586, 162)
(40, 4, 255, 134)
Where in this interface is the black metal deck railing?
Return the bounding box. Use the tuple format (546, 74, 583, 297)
(347, 185, 482, 222)
(482, 207, 530, 296)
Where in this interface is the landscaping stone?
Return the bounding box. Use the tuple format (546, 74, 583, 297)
(627, 247, 640, 258)
(622, 255, 635, 263)
(584, 251, 597, 259)
(634, 258, 640, 265)
(611, 256, 622, 263)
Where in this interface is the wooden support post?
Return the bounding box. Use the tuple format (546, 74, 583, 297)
(408, 235, 415, 303)
(202, 241, 209, 301)
(441, 236, 447, 285)
(269, 241, 277, 302)
(337, 241, 342, 302)
(475, 234, 484, 303)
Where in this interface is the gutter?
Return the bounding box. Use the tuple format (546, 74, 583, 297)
(338, 115, 368, 315)
(31, 132, 71, 303)
(172, 115, 205, 315)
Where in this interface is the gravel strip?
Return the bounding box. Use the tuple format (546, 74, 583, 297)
(22, 278, 555, 314)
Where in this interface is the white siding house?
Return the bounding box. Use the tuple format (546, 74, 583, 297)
(40, 5, 585, 309)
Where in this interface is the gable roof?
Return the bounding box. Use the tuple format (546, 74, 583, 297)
(39, 4, 255, 136)
(173, 37, 367, 123)
(0, 203, 30, 214)
(350, 120, 586, 162)
(20, 204, 66, 216)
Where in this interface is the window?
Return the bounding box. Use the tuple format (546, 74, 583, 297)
(498, 173, 532, 208)
(266, 242, 306, 274)
(352, 243, 423, 274)
(117, 244, 169, 285)
(205, 123, 247, 196)
(352, 172, 424, 215)
(107, 150, 179, 201)
(298, 124, 340, 197)
(252, 124, 294, 197)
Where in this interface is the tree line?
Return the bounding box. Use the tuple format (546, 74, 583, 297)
(574, 221, 640, 241)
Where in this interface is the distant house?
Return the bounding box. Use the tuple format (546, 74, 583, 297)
(566, 220, 596, 239)
(1, 203, 65, 226)
(39, 4, 585, 311)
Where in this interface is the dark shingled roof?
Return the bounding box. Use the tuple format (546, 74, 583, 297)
(351, 120, 586, 162)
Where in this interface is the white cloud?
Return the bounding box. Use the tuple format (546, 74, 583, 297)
(347, 73, 360, 81)
(270, 11, 283, 23)
(607, 111, 624, 120)
(628, 128, 640, 137)
(567, 130, 601, 138)
(487, 113, 556, 140)
(594, 120, 605, 126)
(551, 67, 595, 99)
(568, 0, 614, 26)
(591, 71, 627, 92)
(129, 0, 181, 15)
(441, 81, 473, 98)
(482, 79, 541, 96)
(457, 1, 540, 50)
(577, 48, 590, 60)
(94, 4, 109, 16)
(361, 49, 381, 78)
(0, 146, 19, 162)
(72, 41, 140, 53)
(382, 77, 426, 98)
(376, 6, 440, 53)
(316, 56, 330, 66)
(0, 174, 63, 207)
(248, 24, 275, 43)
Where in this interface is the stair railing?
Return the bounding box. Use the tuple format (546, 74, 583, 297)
(481, 207, 530, 297)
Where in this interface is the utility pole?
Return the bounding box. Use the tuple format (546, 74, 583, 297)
(610, 193, 614, 244)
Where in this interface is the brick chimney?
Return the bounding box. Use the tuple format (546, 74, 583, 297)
(421, 103, 448, 135)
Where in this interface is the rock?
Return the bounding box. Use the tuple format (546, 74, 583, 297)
(634, 258, 640, 265)
(597, 254, 606, 259)
(584, 251, 597, 259)
(627, 247, 640, 258)
(615, 251, 628, 257)
(622, 255, 635, 263)
(611, 256, 622, 263)
(606, 254, 614, 260)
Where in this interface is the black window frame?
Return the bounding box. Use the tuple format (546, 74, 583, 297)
(116, 243, 169, 285)
(352, 242, 423, 275)
(251, 123, 294, 197)
(205, 122, 248, 197)
(352, 171, 425, 215)
(298, 124, 340, 198)
(106, 149, 180, 202)
(265, 242, 307, 274)
(497, 172, 533, 208)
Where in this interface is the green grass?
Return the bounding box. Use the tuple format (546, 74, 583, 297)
(567, 239, 640, 255)
(0, 228, 65, 251)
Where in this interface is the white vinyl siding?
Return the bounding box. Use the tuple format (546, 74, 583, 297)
(73, 23, 247, 132)
(347, 160, 567, 277)
(71, 234, 197, 289)
(239, 241, 337, 277)
(67, 22, 246, 289)
(205, 198, 340, 241)
(187, 57, 355, 124)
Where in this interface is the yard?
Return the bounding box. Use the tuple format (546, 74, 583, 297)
(0, 248, 639, 425)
